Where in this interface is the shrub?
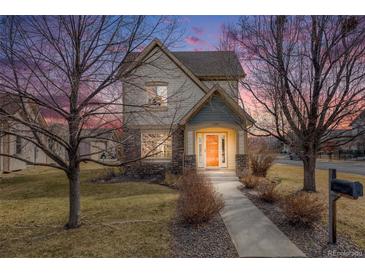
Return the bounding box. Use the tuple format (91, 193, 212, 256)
(163, 170, 181, 188)
(280, 192, 325, 226)
(102, 168, 118, 180)
(90, 167, 121, 183)
(250, 152, 275, 177)
(177, 170, 224, 224)
(256, 179, 279, 203)
(240, 175, 260, 189)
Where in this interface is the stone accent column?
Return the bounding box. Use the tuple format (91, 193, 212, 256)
(122, 127, 141, 162)
(121, 127, 141, 177)
(236, 154, 249, 178)
(172, 126, 184, 174)
(184, 155, 196, 171)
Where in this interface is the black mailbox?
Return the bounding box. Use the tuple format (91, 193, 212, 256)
(328, 169, 364, 244)
(331, 179, 363, 199)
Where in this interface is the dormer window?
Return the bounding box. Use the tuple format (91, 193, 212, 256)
(145, 82, 168, 108)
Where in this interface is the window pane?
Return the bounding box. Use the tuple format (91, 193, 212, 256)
(16, 136, 22, 154)
(141, 132, 171, 159)
(221, 136, 225, 163)
(198, 135, 203, 165)
(156, 86, 167, 106)
(145, 85, 168, 107)
(146, 86, 156, 97)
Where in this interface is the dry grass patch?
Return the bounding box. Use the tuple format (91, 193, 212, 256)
(269, 164, 365, 248)
(0, 164, 177, 257)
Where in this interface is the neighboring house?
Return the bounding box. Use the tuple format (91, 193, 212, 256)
(46, 124, 119, 163)
(121, 39, 254, 177)
(350, 110, 365, 152)
(79, 128, 120, 161)
(0, 94, 47, 173)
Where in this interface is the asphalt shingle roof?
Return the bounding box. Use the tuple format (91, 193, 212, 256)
(172, 51, 244, 78)
(124, 50, 244, 79)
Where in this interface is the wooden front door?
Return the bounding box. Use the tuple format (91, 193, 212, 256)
(206, 135, 219, 167)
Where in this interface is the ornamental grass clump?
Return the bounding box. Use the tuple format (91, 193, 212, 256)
(256, 179, 280, 203)
(240, 174, 260, 189)
(250, 146, 275, 177)
(177, 170, 224, 224)
(280, 192, 325, 226)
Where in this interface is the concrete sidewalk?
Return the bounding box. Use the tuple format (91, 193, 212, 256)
(207, 171, 305, 257)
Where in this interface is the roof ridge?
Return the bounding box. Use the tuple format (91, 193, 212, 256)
(172, 50, 236, 53)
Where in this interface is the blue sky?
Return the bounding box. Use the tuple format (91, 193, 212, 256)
(173, 16, 240, 51)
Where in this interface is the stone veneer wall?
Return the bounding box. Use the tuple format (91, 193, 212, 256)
(121, 127, 141, 163)
(171, 126, 184, 174)
(236, 154, 249, 178)
(183, 155, 196, 171)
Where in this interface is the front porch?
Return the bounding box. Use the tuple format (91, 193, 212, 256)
(177, 85, 252, 177)
(183, 124, 249, 177)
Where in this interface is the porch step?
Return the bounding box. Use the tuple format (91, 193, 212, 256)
(199, 170, 239, 182)
(202, 172, 236, 177)
(199, 169, 236, 174)
(207, 176, 239, 182)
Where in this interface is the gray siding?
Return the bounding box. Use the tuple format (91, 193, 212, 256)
(202, 80, 239, 100)
(188, 95, 240, 125)
(123, 47, 205, 127)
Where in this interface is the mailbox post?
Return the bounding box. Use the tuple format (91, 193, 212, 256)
(328, 168, 363, 244)
(328, 169, 340, 244)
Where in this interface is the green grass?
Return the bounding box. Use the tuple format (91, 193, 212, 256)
(0, 164, 178, 257)
(269, 164, 365, 249)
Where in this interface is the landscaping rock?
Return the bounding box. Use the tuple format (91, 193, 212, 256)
(171, 215, 238, 258)
(241, 187, 365, 258)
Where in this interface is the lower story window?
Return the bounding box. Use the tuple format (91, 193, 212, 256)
(141, 131, 172, 160)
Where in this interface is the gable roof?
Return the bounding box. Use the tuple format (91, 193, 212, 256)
(179, 84, 255, 126)
(0, 93, 48, 127)
(121, 39, 209, 93)
(173, 51, 244, 79)
(121, 39, 245, 83)
(0, 93, 22, 115)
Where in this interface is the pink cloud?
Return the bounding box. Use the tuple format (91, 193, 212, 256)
(192, 26, 204, 35)
(185, 36, 204, 45)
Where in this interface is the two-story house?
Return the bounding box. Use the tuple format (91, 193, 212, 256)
(121, 39, 253, 178)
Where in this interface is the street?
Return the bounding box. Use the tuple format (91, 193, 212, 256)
(275, 158, 365, 176)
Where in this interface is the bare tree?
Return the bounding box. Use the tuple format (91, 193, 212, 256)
(223, 16, 365, 191)
(0, 15, 181, 228)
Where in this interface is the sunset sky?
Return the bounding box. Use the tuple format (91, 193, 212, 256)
(174, 16, 240, 51)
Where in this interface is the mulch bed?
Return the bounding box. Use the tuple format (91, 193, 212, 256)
(170, 215, 238, 258)
(240, 186, 365, 258)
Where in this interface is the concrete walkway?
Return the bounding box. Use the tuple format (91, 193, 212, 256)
(204, 170, 305, 257)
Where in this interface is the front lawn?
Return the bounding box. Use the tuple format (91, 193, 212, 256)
(0, 164, 177, 257)
(269, 164, 365, 249)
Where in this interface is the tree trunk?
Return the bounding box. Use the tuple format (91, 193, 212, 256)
(65, 165, 81, 229)
(302, 153, 317, 192)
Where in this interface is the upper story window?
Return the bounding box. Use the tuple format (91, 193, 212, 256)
(145, 82, 168, 108)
